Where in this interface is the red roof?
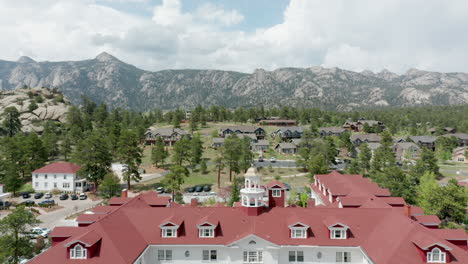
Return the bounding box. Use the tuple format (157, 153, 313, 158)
(413, 215, 442, 226)
(32, 162, 81, 174)
(108, 197, 132, 206)
(29, 192, 468, 264)
(266, 180, 287, 189)
(429, 229, 468, 241)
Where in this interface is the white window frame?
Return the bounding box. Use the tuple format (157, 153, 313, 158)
(288, 250, 304, 262)
(161, 227, 177, 238)
(243, 251, 263, 263)
(290, 228, 307, 239)
(272, 189, 282, 197)
(63, 182, 70, 188)
(199, 227, 215, 238)
(336, 252, 351, 262)
(157, 249, 172, 261)
(330, 228, 347, 239)
(35, 182, 39, 187)
(44, 182, 48, 188)
(70, 244, 87, 259)
(202, 249, 217, 261)
(427, 247, 446, 263)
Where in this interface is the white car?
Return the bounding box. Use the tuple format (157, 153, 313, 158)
(270, 157, 276, 163)
(31, 227, 51, 238)
(44, 192, 52, 199)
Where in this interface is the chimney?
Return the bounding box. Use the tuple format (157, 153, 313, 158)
(405, 205, 411, 217)
(121, 189, 128, 198)
(307, 199, 316, 208)
(191, 198, 198, 207)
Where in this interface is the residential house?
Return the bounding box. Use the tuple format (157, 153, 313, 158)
(32, 162, 88, 193)
(319, 127, 347, 137)
(443, 133, 468, 147)
(219, 126, 265, 139)
(428, 127, 457, 135)
(144, 128, 191, 146)
(271, 126, 306, 141)
(32, 168, 468, 264)
(409, 136, 438, 151)
(274, 142, 297, 154)
(452, 147, 468, 164)
(343, 120, 385, 132)
(251, 140, 270, 152)
(353, 142, 381, 159)
(350, 134, 382, 147)
(211, 138, 225, 149)
(258, 119, 297, 126)
(394, 142, 420, 162)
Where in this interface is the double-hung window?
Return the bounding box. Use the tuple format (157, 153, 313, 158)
(162, 228, 177, 237)
(157, 250, 172, 261)
(202, 250, 217, 261)
(272, 189, 281, 197)
(331, 228, 347, 239)
(288, 251, 304, 262)
(243, 251, 263, 263)
(199, 228, 214, 238)
(291, 228, 307, 238)
(336, 252, 351, 262)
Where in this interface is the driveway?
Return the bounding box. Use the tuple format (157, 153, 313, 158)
(254, 159, 298, 168)
(15, 195, 103, 229)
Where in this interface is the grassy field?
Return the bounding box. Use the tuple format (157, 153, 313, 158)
(438, 161, 468, 183)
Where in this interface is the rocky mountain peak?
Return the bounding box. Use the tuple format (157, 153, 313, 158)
(95, 52, 119, 63)
(17, 56, 36, 63)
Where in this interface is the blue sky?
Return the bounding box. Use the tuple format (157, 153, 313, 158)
(2, 0, 468, 73)
(97, 0, 289, 31)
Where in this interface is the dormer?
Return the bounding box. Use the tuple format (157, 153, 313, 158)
(328, 223, 349, 239)
(288, 223, 309, 239)
(197, 222, 217, 238)
(65, 230, 101, 259)
(160, 222, 180, 238)
(413, 237, 452, 263)
(266, 180, 287, 207)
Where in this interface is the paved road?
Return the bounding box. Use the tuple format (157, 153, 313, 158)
(33, 196, 102, 229)
(254, 159, 298, 168)
(440, 169, 468, 177)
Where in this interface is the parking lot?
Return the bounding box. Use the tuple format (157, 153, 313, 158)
(11, 194, 102, 229)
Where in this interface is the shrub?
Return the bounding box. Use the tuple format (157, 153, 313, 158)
(175, 192, 184, 204)
(34, 95, 44, 103)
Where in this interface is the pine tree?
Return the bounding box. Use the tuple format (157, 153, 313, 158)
(222, 134, 241, 181)
(347, 159, 360, 174)
(307, 154, 329, 180)
(163, 165, 189, 200)
(417, 171, 441, 215)
(72, 129, 112, 190)
(190, 133, 203, 168)
(358, 143, 372, 174)
(239, 137, 253, 173)
(117, 129, 143, 190)
(60, 133, 73, 161)
(214, 154, 224, 188)
(172, 137, 191, 166)
(98, 173, 121, 199)
(1, 107, 22, 137)
(0, 206, 41, 264)
(151, 137, 168, 168)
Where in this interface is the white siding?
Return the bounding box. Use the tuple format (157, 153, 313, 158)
(32, 173, 80, 192)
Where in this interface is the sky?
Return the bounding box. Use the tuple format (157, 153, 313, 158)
(1, 0, 468, 73)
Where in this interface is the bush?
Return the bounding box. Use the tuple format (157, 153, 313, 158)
(54, 94, 64, 103)
(28, 101, 38, 112)
(175, 192, 184, 204)
(34, 95, 44, 103)
(19, 184, 35, 193)
(274, 175, 281, 180)
(34, 236, 46, 254)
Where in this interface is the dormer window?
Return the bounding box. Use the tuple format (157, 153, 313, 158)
(162, 227, 177, 237)
(331, 228, 347, 239)
(199, 227, 214, 238)
(70, 244, 87, 259)
(427, 248, 446, 263)
(289, 223, 309, 239)
(198, 222, 216, 238)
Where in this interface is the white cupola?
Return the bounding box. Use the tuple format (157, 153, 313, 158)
(240, 167, 265, 207)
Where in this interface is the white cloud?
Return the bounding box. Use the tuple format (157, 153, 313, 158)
(1, 0, 468, 74)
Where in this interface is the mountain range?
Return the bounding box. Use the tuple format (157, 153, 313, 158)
(1, 52, 468, 111)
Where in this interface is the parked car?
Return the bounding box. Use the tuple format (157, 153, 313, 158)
(270, 157, 276, 163)
(30, 227, 51, 238)
(258, 156, 264, 162)
(203, 185, 211, 192)
(71, 194, 78, 200)
(156, 187, 165, 194)
(34, 192, 44, 199)
(0, 200, 12, 207)
(79, 193, 87, 200)
(59, 193, 69, 200)
(22, 200, 35, 206)
(39, 199, 55, 206)
(22, 192, 31, 199)
(209, 192, 216, 196)
(195, 185, 203, 192)
(44, 192, 52, 199)
(187, 186, 195, 193)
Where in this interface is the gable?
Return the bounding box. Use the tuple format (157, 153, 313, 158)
(227, 234, 278, 248)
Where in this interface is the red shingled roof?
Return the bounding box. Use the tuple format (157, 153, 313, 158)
(108, 197, 132, 206)
(413, 215, 442, 226)
(266, 180, 287, 189)
(32, 162, 81, 174)
(29, 192, 468, 264)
